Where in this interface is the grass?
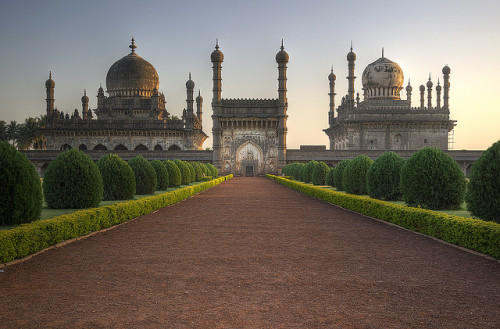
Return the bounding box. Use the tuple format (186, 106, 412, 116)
(0, 181, 208, 231)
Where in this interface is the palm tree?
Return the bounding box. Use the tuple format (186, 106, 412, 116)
(17, 117, 45, 150)
(0, 120, 7, 142)
(6, 120, 18, 147)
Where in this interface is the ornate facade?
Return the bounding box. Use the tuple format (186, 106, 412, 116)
(43, 39, 207, 151)
(324, 47, 456, 151)
(211, 41, 289, 176)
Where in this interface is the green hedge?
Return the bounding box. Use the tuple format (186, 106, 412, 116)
(0, 175, 233, 263)
(267, 175, 500, 259)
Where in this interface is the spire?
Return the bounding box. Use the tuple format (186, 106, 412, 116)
(189, 72, 191, 80)
(129, 37, 137, 53)
(382, 47, 384, 58)
(216, 38, 219, 50)
(350, 40, 353, 51)
(281, 38, 284, 50)
(49, 71, 52, 79)
(331, 65, 333, 73)
(84, 89, 86, 96)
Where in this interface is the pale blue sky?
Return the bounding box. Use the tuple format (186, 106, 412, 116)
(1, 0, 499, 149)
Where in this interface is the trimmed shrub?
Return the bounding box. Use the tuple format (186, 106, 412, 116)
(343, 155, 373, 195)
(366, 152, 405, 200)
(400, 147, 466, 210)
(200, 163, 210, 177)
(151, 160, 169, 191)
(206, 163, 218, 177)
(292, 163, 305, 181)
(302, 160, 318, 183)
(192, 162, 204, 182)
(0, 141, 43, 225)
(312, 161, 330, 186)
(129, 156, 157, 195)
(466, 140, 500, 222)
(97, 154, 136, 200)
(174, 160, 191, 185)
(165, 160, 182, 187)
(43, 149, 103, 209)
(268, 175, 500, 259)
(186, 162, 196, 183)
(333, 159, 351, 191)
(325, 167, 335, 187)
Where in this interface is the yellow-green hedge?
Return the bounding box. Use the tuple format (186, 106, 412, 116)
(0, 175, 233, 263)
(267, 175, 500, 259)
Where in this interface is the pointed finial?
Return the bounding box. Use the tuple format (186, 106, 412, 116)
(215, 38, 219, 50)
(382, 47, 384, 58)
(331, 65, 333, 73)
(428, 73, 431, 81)
(198, 89, 201, 96)
(129, 37, 137, 53)
(281, 39, 284, 50)
(350, 40, 353, 51)
(408, 79, 411, 85)
(437, 77, 440, 85)
(49, 71, 52, 79)
(189, 72, 192, 80)
(84, 89, 86, 96)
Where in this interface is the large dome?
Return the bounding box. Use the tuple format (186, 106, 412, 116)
(362, 56, 404, 100)
(106, 39, 159, 97)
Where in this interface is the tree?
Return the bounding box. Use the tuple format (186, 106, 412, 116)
(312, 161, 330, 185)
(342, 155, 373, 195)
(366, 152, 405, 200)
(97, 154, 136, 200)
(128, 156, 157, 195)
(333, 159, 351, 191)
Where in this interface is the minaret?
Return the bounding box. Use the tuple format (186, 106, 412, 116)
(442, 65, 450, 110)
(328, 67, 336, 126)
(196, 90, 203, 126)
(406, 80, 413, 107)
(211, 39, 224, 103)
(186, 72, 195, 129)
(347, 43, 356, 105)
(276, 39, 290, 174)
(210, 40, 224, 170)
(419, 85, 425, 109)
(81, 89, 89, 120)
(97, 84, 105, 109)
(427, 74, 433, 109)
(45, 72, 55, 119)
(436, 79, 442, 109)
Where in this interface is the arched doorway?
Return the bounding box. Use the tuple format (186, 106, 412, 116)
(134, 144, 148, 151)
(60, 144, 72, 150)
(154, 144, 163, 151)
(114, 144, 128, 150)
(235, 141, 264, 176)
(93, 144, 107, 150)
(168, 145, 181, 151)
(79, 144, 87, 151)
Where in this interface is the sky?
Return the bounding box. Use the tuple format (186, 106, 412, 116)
(0, 0, 499, 150)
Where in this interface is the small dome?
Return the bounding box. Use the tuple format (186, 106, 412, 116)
(406, 83, 412, 92)
(347, 50, 356, 61)
(419, 85, 426, 92)
(426, 78, 433, 88)
(196, 91, 203, 102)
(442, 65, 451, 75)
(81, 90, 89, 103)
(436, 83, 442, 91)
(276, 42, 289, 63)
(106, 39, 159, 97)
(328, 70, 336, 81)
(211, 42, 224, 63)
(45, 72, 55, 88)
(186, 73, 195, 89)
(362, 56, 404, 99)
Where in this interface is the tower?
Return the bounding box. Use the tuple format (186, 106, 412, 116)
(436, 79, 442, 109)
(347, 44, 356, 104)
(276, 40, 289, 172)
(328, 67, 336, 127)
(406, 80, 412, 106)
(97, 84, 105, 109)
(196, 90, 203, 125)
(81, 89, 89, 120)
(186, 72, 195, 129)
(443, 65, 450, 110)
(419, 85, 425, 109)
(211, 40, 224, 169)
(45, 72, 55, 119)
(427, 75, 433, 109)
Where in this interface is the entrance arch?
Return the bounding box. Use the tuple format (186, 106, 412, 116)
(236, 141, 264, 176)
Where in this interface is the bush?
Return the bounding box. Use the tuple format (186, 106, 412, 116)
(312, 161, 330, 185)
(97, 154, 136, 200)
(186, 162, 196, 183)
(200, 163, 210, 177)
(268, 175, 500, 259)
(129, 156, 157, 195)
(165, 160, 182, 187)
(192, 162, 204, 182)
(43, 149, 103, 209)
(292, 163, 305, 181)
(400, 147, 466, 210)
(174, 160, 192, 185)
(0, 141, 43, 225)
(325, 167, 335, 187)
(302, 160, 318, 183)
(206, 163, 218, 178)
(343, 155, 373, 195)
(151, 160, 169, 191)
(0, 175, 234, 263)
(466, 140, 500, 222)
(333, 159, 351, 191)
(366, 152, 405, 200)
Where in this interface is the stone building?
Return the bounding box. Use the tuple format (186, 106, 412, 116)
(43, 38, 207, 151)
(210, 41, 289, 176)
(324, 47, 456, 151)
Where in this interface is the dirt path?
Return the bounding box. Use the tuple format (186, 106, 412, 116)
(1, 177, 499, 328)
